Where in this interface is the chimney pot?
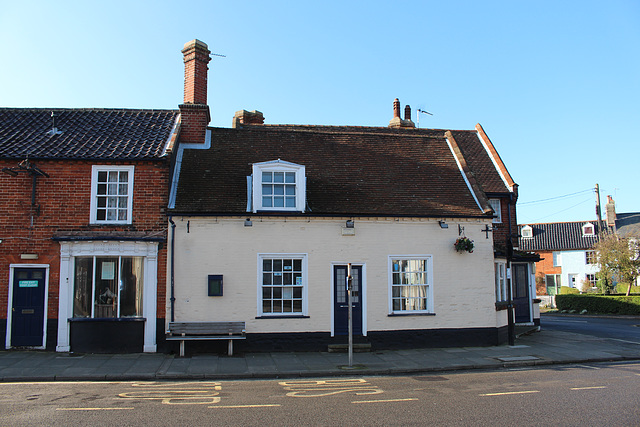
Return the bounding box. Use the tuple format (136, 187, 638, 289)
(393, 98, 401, 118)
(404, 105, 411, 121)
(179, 39, 211, 144)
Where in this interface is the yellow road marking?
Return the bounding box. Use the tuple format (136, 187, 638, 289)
(208, 404, 281, 408)
(570, 386, 607, 390)
(57, 407, 134, 411)
(480, 390, 540, 396)
(352, 398, 418, 404)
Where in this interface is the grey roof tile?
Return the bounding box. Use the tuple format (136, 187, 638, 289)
(0, 108, 179, 160)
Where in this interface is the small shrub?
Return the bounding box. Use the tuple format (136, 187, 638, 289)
(559, 286, 580, 295)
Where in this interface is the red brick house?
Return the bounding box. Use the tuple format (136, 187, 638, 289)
(0, 108, 179, 352)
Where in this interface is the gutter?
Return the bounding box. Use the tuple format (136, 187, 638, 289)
(168, 216, 176, 322)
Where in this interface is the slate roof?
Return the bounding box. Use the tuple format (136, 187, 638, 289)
(615, 212, 640, 238)
(0, 108, 179, 160)
(171, 125, 497, 217)
(518, 221, 603, 251)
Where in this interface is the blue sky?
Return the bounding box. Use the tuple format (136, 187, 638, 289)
(1, 1, 638, 224)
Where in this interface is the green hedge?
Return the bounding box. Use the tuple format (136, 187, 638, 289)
(556, 295, 640, 315)
(559, 286, 580, 295)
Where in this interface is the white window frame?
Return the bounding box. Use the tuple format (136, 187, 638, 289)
(495, 261, 507, 302)
(251, 160, 305, 213)
(521, 225, 533, 239)
(582, 222, 595, 237)
(89, 165, 134, 224)
(585, 250, 597, 265)
(489, 199, 502, 223)
(388, 255, 433, 314)
(257, 253, 308, 317)
(552, 251, 561, 267)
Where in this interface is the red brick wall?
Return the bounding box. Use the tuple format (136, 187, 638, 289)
(0, 159, 168, 321)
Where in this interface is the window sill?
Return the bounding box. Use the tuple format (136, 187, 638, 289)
(255, 315, 310, 319)
(387, 312, 435, 317)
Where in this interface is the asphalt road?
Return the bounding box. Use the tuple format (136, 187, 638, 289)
(1, 361, 639, 426)
(541, 314, 640, 344)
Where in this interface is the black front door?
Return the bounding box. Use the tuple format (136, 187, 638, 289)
(512, 263, 531, 323)
(11, 268, 46, 347)
(333, 265, 362, 336)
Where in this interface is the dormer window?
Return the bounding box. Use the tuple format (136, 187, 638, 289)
(582, 222, 595, 237)
(250, 160, 306, 213)
(521, 225, 533, 239)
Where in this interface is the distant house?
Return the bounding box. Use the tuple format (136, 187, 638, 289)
(519, 221, 601, 295)
(519, 196, 640, 295)
(0, 108, 179, 352)
(165, 39, 538, 352)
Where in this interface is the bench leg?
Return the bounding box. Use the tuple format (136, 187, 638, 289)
(228, 339, 233, 356)
(180, 340, 185, 357)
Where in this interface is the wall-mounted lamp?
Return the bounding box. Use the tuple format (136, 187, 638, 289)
(244, 218, 253, 227)
(439, 221, 448, 229)
(345, 220, 354, 228)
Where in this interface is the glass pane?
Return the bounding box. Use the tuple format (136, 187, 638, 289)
(94, 257, 118, 318)
(263, 273, 272, 285)
(273, 259, 282, 271)
(293, 287, 302, 298)
(283, 288, 293, 299)
(120, 257, 144, 317)
(273, 300, 282, 313)
(108, 171, 118, 182)
(262, 172, 272, 183)
(285, 197, 295, 207)
(73, 257, 93, 318)
(274, 185, 284, 195)
(263, 259, 272, 272)
(97, 184, 107, 195)
(283, 273, 292, 285)
(283, 259, 292, 270)
(285, 186, 295, 195)
(108, 183, 117, 195)
(98, 171, 107, 182)
(119, 183, 128, 195)
(263, 300, 272, 313)
(118, 196, 128, 208)
(262, 184, 272, 195)
(293, 259, 302, 271)
(274, 172, 284, 183)
(97, 196, 107, 208)
(96, 209, 106, 220)
(285, 172, 295, 183)
(119, 171, 128, 182)
(106, 209, 117, 220)
(263, 288, 271, 299)
(274, 197, 284, 207)
(262, 196, 272, 207)
(107, 196, 117, 208)
(293, 300, 302, 312)
(118, 209, 127, 221)
(273, 287, 282, 299)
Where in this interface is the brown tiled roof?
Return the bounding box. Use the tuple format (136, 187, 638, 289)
(258, 124, 512, 195)
(0, 108, 179, 160)
(172, 125, 493, 217)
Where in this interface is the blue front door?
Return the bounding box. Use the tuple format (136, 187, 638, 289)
(11, 268, 46, 347)
(333, 265, 362, 336)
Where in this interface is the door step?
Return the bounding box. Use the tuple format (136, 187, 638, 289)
(327, 343, 372, 353)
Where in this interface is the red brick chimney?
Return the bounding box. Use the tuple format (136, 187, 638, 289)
(232, 110, 265, 128)
(179, 39, 211, 144)
(388, 98, 415, 128)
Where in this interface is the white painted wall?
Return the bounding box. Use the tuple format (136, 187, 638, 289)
(560, 250, 599, 288)
(167, 216, 501, 334)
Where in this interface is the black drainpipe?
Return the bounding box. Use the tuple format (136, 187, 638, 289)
(168, 216, 176, 322)
(506, 193, 515, 346)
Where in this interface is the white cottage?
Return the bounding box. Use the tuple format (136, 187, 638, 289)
(165, 40, 514, 353)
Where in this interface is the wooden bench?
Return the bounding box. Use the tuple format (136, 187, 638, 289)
(166, 321, 246, 357)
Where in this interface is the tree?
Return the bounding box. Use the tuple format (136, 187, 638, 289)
(595, 234, 640, 296)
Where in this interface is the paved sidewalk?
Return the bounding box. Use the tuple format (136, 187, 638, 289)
(1, 328, 639, 382)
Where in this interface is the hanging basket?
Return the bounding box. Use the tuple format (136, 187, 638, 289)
(454, 237, 474, 253)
